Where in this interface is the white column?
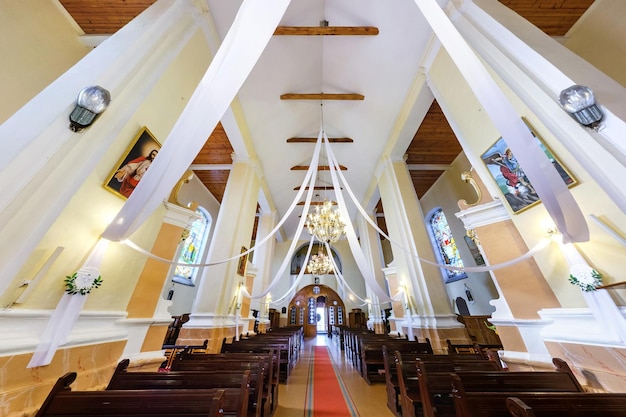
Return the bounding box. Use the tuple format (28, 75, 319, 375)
(251, 210, 277, 327)
(187, 158, 260, 329)
(356, 213, 386, 332)
(0, 1, 202, 295)
(377, 157, 457, 328)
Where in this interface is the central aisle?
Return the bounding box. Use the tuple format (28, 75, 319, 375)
(274, 335, 396, 417)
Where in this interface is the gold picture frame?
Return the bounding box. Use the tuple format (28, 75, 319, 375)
(104, 127, 161, 199)
(237, 246, 248, 276)
(481, 119, 577, 214)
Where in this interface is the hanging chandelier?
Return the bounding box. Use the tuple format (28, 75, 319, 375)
(306, 251, 334, 275)
(305, 199, 346, 243)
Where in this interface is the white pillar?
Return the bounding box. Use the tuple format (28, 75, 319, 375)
(356, 213, 386, 332)
(251, 210, 277, 327)
(187, 158, 260, 328)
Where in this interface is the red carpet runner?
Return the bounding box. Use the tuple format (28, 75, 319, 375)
(305, 346, 359, 417)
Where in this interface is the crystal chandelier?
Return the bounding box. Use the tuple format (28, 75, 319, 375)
(305, 199, 346, 243)
(306, 251, 334, 275)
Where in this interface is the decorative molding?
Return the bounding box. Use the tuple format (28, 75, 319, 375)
(455, 199, 510, 229)
(0, 309, 127, 356)
(162, 201, 202, 228)
(538, 307, 626, 347)
(183, 313, 240, 329)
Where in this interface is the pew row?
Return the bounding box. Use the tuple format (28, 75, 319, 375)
(506, 393, 626, 417)
(173, 351, 278, 414)
(395, 353, 503, 417)
(35, 372, 225, 417)
(360, 338, 434, 384)
(107, 360, 254, 417)
(167, 358, 269, 417)
(422, 358, 585, 417)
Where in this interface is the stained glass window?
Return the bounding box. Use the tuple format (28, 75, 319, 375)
(429, 208, 466, 282)
(174, 207, 210, 283)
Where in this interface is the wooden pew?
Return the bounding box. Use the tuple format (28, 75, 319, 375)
(167, 358, 267, 417)
(360, 338, 433, 384)
(445, 358, 585, 417)
(416, 359, 504, 417)
(446, 339, 505, 368)
(395, 352, 503, 417)
(382, 345, 461, 416)
(35, 372, 225, 417)
(107, 361, 253, 417)
(222, 336, 294, 382)
(506, 393, 626, 417)
(173, 352, 277, 416)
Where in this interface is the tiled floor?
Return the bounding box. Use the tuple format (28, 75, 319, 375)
(274, 334, 396, 417)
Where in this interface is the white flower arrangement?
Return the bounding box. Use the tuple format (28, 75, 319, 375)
(65, 266, 102, 295)
(568, 264, 602, 292)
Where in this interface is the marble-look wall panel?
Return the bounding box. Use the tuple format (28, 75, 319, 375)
(0, 341, 125, 416)
(545, 341, 626, 392)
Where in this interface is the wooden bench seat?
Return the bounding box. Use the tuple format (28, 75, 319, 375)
(173, 352, 278, 413)
(441, 358, 585, 417)
(35, 372, 225, 417)
(107, 363, 254, 417)
(166, 359, 267, 417)
(222, 338, 293, 382)
(394, 353, 503, 417)
(506, 393, 626, 417)
(360, 338, 433, 384)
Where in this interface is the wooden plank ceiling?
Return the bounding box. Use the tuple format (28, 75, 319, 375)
(59, 0, 594, 211)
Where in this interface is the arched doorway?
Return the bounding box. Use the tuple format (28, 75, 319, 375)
(287, 284, 345, 337)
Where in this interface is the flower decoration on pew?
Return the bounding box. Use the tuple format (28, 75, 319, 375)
(65, 266, 103, 295)
(568, 264, 602, 292)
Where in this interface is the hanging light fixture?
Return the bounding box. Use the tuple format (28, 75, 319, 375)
(306, 250, 334, 275)
(305, 199, 346, 243)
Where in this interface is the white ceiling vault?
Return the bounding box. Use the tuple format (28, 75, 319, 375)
(58, 0, 595, 240)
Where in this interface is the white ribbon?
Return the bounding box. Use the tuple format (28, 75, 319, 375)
(28, 239, 110, 368)
(101, 0, 292, 243)
(412, 0, 588, 244)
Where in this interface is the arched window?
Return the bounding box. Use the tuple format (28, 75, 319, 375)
(428, 208, 466, 283)
(173, 207, 211, 285)
(290, 243, 342, 275)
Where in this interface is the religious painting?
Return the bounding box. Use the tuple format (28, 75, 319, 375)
(104, 127, 161, 199)
(481, 120, 576, 214)
(237, 246, 248, 276)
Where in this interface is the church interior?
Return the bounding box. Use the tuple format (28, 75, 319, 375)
(1, 0, 625, 416)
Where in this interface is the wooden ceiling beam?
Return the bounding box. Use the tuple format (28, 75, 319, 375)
(280, 93, 364, 101)
(294, 185, 342, 190)
(287, 137, 353, 143)
(274, 26, 379, 36)
(297, 201, 338, 206)
(291, 165, 347, 171)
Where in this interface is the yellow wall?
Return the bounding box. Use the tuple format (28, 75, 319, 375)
(4, 29, 213, 312)
(565, 0, 626, 88)
(0, 0, 90, 123)
(427, 46, 626, 308)
(0, 341, 126, 417)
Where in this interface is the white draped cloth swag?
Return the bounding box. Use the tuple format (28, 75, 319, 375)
(413, 0, 588, 244)
(28, 0, 293, 368)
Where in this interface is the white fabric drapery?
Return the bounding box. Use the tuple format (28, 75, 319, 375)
(28, 0, 293, 367)
(412, 0, 588, 244)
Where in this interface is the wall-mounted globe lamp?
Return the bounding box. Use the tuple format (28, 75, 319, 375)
(558, 85, 603, 129)
(69, 85, 111, 132)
